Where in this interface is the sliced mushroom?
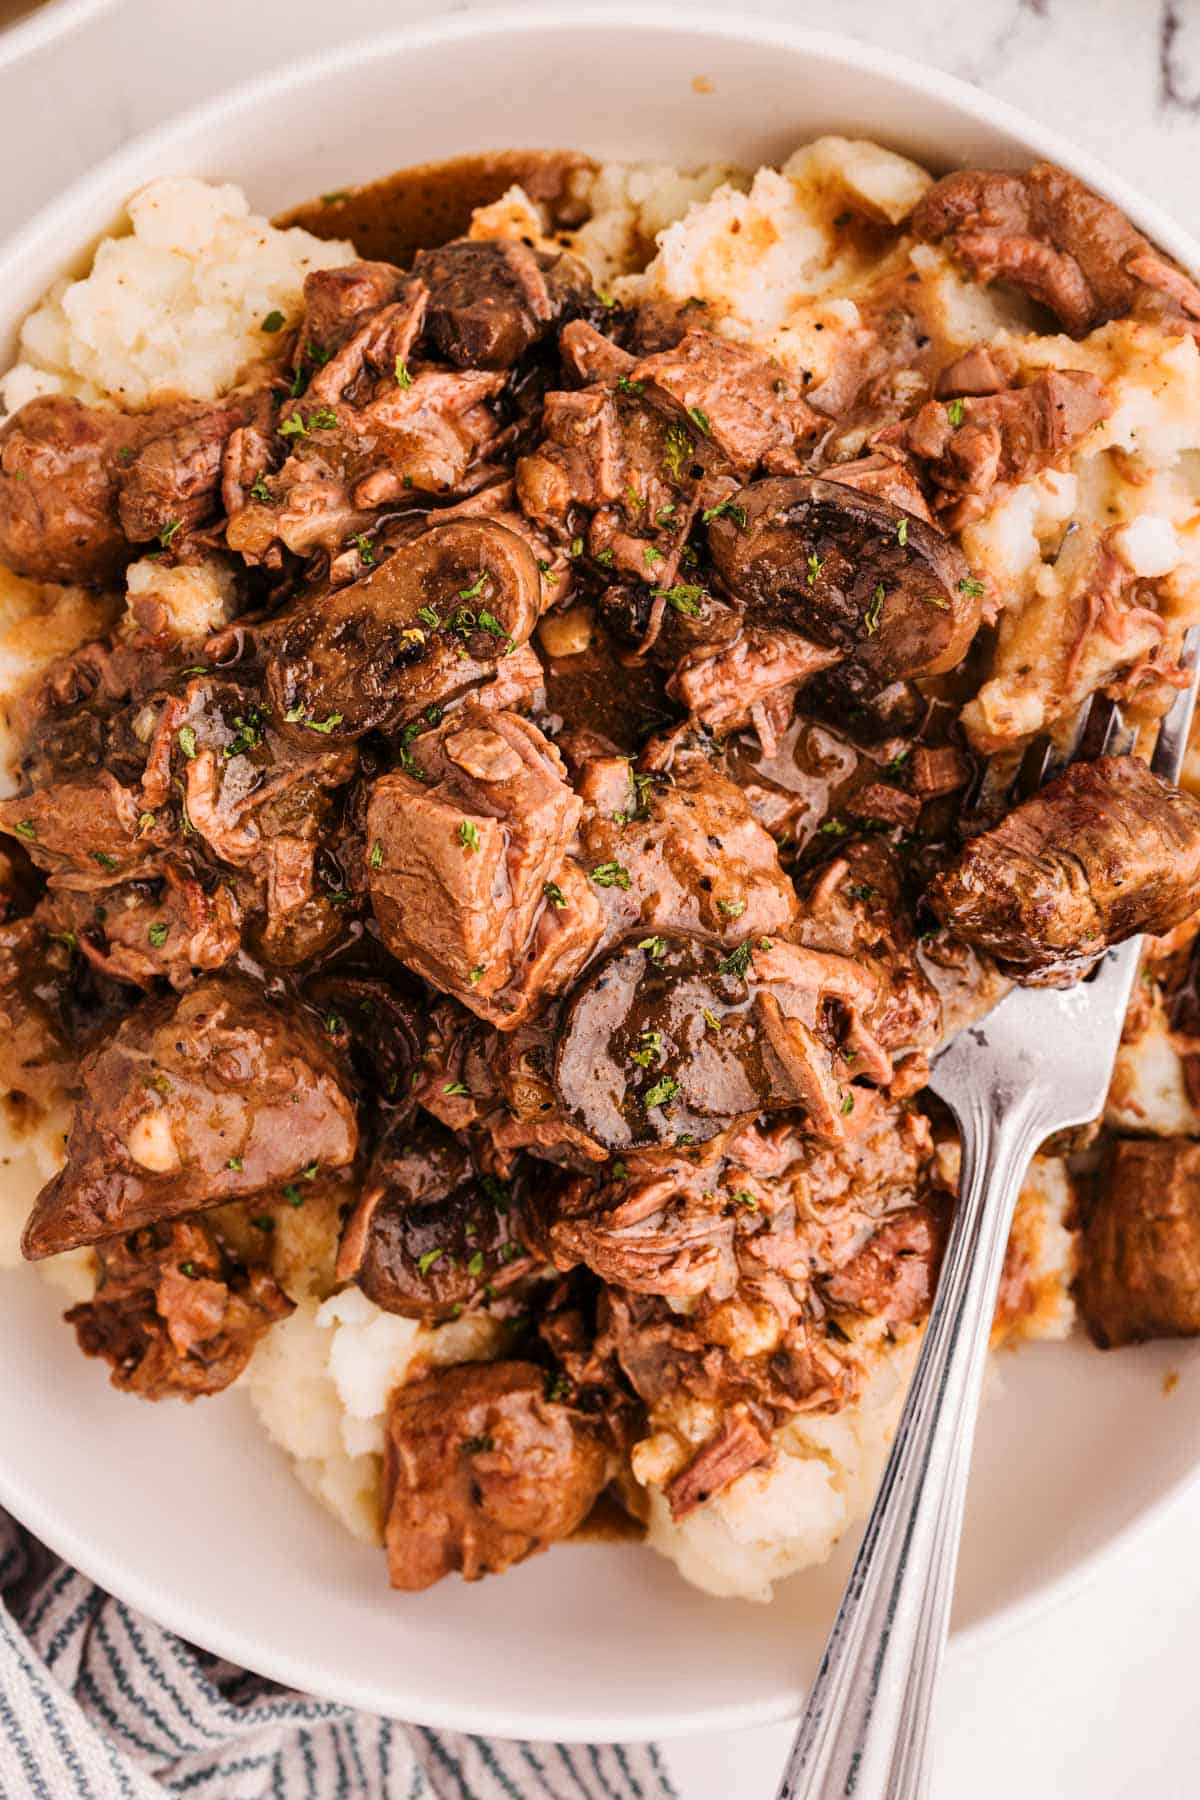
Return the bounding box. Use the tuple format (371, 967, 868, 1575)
(708, 477, 978, 688)
(553, 931, 892, 1152)
(265, 519, 542, 743)
(412, 238, 594, 370)
(337, 1116, 528, 1320)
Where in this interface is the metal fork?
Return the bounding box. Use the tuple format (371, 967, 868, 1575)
(777, 635, 1200, 1800)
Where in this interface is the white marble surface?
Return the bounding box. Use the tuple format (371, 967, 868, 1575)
(2, 2, 1199, 1795)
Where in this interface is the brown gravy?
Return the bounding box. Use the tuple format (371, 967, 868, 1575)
(278, 149, 595, 268)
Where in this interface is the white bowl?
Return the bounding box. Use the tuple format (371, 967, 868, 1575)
(1, 3, 1198, 1744)
(0, 0, 122, 72)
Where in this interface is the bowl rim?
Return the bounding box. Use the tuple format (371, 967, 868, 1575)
(3, 0, 1200, 1741)
(0, 0, 123, 73)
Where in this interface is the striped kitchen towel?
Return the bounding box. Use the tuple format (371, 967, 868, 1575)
(0, 1512, 678, 1800)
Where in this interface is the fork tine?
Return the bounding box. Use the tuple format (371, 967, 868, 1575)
(1150, 624, 1200, 783)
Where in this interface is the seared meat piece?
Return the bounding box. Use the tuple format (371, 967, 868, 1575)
(912, 162, 1200, 338)
(0, 913, 77, 1114)
(265, 519, 542, 742)
(553, 932, 893, 1152)
(118, 395, 263, 546)
(879, 370, 1110, 525)
(1076, 1137, 1200, 1348)
(294, 260, 408, 359)
(22, 974, 358, 1259)
(927, 756, 1200, 984)
(337, 1116, 530, 1321)
(821, 451, 935, 525)
(708, 477, 977, 692)
(0, 769, 165, 892)
(633, 330, 821, 475)
(819, 1201, 947, 1324)
(665, 1406, 772, 1520)
(367, 706, 601, 1026)
(411, 237, 593, 370)
(667, 625, 841, 744)
(47, 867, 242, 989)
(577, 749, 798, 948)
(383, 1360, 607, 1588)
(0, 395, 142, 583)
(66, 1217, 293, 1400)
(558, 318, 637, 385)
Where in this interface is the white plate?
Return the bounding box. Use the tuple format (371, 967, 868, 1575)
(1, 3, 1198, 1743)
(0, 0, 122, 71)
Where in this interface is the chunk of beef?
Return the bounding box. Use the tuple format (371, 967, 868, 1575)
(22, 974, 358, 1259)
(65, 1216, 293, 1399)
(0, 396, 142, 584)
(411, 237, 593, 370)
(0, 771, 163, 891)
(367, 706, 601, 1026)
(118, 394, 267, 546)
(664, 1405, 772, 1520)
(383, 1360, 607, 1588)
(667, 625, 842, 746)
(0, 914, 78, 1114)
(912, 163, 1200, 338)
(879, 370, 1110, 525)
(708, 477, 977, 692)
(558, 318, 637, 386)
(1077, 1137, 1200, 1347)
(295, 260, 409, 360)
(633, 331, 822, 475)
(48, 867, 242, 989)
(819, 1201, 947, 1324)
(336, 1116, 531, 1321)
(821, 451, 935, 524)
(577, 749, 798, 949)
(265, 519, 542, 742)
(554, 931, 893, 1153)
(928, 756, 1200, 984)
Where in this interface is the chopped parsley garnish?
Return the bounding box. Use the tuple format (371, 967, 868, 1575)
(251, 1215, 274, 1232)
(819, 817, 849, 836)
(223, 711, 265, 760)
(958, 575, 986, 598)
(717, 941, 754, 980)
(590, 861, 631, 889)
(249, 474, 273, 504)
(660, 584, 705, 616)
(13, 820, 35, 840)
(630, 1029, 662, 1068)
(353, 533, 376, 566)
(730, 1190, 758, 1210)
(261, 310, 286, 333)
(655, 503, 677, 526)
(946, 397, 965, 428)
(467, 1250, 485, 1278)
(320, 191, 349, 204)
(701, 500, 747, 528)
(806, 551, 823, 587)
(687, 406, 711, 436)
(663, 424, 692, 481)
(394, 356, 413, 388)
(324, 1013, 343, 1035)
(92, 851, 118, 871)
(177, 725, 198, 761)
(158, 518, 183, 549)
(897, 517, 909, 547)
(476, 608, 514, 650)
(147, 921, 169, 948)
(840, 1092, 856, 1115)
(638, 935, 668, 960)
(595, 547, 614, 566)
(416, 604, 441, 630)
(569, 536, 585, 558)
(179, 1262, 197, 1278)
(865, 584, 885, 635)
(443, 1081, 469, 1097)
(642, 1075, 681, 1109)
(49, 930, 77, 952)
(226, 1156, 243, 1171)
(886, 747, 910, 775)
(282, 1184, 304, 1206)
(847, 882, 879, 902)
(462, 1435, 495, 1455)
(544, 1372, 572, 1403)
(543, 881, 567, 910)
(299, 1162, 319, 1181)
(458, 572, 489, 602)
(459, 819, 481, 854)
(469, 965, 485, 987)
(616, 375, 645, 395)
(717, 898, 746, 917)
(703, 1008, 722, 1032)
(278, 405, 338, 439)
(922, 592, 950, 610)
(417, 1248, 444, 1276)
(643, 545, 664, 567)
(368, 840, 384, 871)
(284, 705, 344, 733)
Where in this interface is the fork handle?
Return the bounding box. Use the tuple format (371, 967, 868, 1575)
(777, 1092, 1044, 1800)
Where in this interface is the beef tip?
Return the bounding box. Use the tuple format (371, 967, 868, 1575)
(664, 1405, 772, 1520)
(367, 706, 601, 1026)
(49, 866, 242, 989)
(22, 974, 358, 1259)
(0, 395, 142, 583)
(577, 748, 798, 946)
(1076, 1137, 1200, 1348)
(632, 330, 822, 475)
(117, 396, 258, 547)
(821, 452, 934, 525)
(0, 771, 163, 891)
(667, 624, 842, 744)
(912, 162, 1200, 338)
(927, 755, 1200, 984)
(553, 931, 893, 1152)
(411, 237, 593, 370)
(265, 519, 542, 743)
(879, 370, 1110, 525)
(558, 318, 637, 386)
(337, 1116, 530, 1321)
(0, 913, 78, 1114)
(66, 1216, 293, 1400)
(383, 1360, 607, 1588)
(708, 476, 978, 690)
(819, 1201, 948, 1324)
(295, 260, 408, 360)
